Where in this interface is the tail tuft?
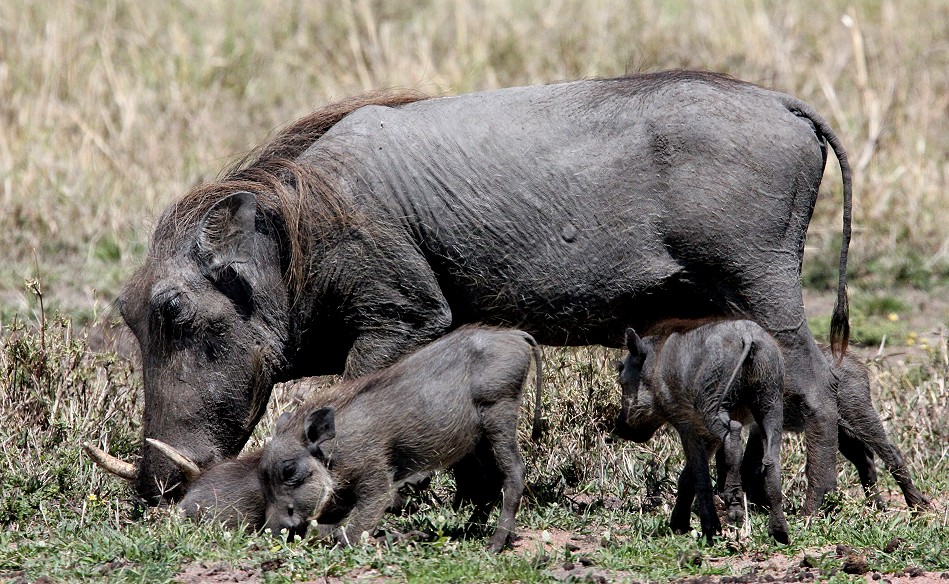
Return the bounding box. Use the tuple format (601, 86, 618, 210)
(830, 289, 850, 364)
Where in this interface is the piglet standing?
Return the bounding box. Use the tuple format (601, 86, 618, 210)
(831, 352, 930, 510)
(257, 325, 543, 552)
(614, 320, 790, 544)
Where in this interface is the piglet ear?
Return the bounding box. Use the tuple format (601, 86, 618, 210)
(276, 412, 292, 433)
(305, 407, 336, 451)
(197, 191, 258, 269)
(625, 328, 647, 357)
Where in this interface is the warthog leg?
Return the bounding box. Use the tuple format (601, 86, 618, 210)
(332, 464, 393, 546)
(717, 421, 746, 525)
(482, 397, 526, 553)
(451, 448, 503, 535)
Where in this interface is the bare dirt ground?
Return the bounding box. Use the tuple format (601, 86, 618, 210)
(513, 526, 949, 583)
(174, 561, 261, 583)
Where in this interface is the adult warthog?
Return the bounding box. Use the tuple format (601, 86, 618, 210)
(85, 71, 852, 512)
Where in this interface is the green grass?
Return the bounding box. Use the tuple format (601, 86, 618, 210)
(3, 471, 947, 582)
(809, 290, 914, 347)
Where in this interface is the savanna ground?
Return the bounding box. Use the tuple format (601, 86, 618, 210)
(1, 1, 947, 582)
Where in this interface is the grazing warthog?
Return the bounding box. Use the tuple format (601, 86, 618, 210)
(257, 326, 542, 552)
(739, 348, 931, 511)
(614, 321, 790, 544)
(86, 71, 853, 512)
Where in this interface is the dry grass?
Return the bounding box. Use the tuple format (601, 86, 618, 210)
(0, 0, 947, 317)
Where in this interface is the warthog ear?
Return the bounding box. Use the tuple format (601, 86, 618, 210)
(305, 407, 336, 453)
(198, 191, 258, 269)
(625, 328, 648, 358)
(275, 412, 292, 433)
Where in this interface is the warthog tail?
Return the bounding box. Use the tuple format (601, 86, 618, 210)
(782, 96, 852, 362)
(518, 332, 545, 441)
(716, 337, 755, 414)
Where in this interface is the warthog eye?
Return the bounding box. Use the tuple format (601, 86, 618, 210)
(281, 460, 298, 484)
(151, 291, 196, 342)
(166, 295, 195, 325)
(165, 295, 182, 318)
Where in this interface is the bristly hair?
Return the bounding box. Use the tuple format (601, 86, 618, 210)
(149, 89, 430, 301)
(279, 324, 528, 429)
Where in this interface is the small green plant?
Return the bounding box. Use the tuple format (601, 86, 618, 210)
(92, 236, 122, 263)
(862, 248, 940, 290)
(1, 279, 140, 534)
(855, 293, 909, 318)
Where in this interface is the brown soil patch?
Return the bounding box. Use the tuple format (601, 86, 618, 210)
(174, 561, 260, 583)
(512, 527, 949, 583)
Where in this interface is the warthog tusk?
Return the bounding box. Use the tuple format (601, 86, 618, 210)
(83, 443, 138, 481)
(146, 438, 202, 483)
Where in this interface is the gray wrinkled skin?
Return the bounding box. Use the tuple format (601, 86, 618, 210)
(259, 327, 540, 552)
(739, 348, 931, 511)
(614, 321, 790, 544)
(178, 450, 265, 529)
(121, 71, 852, 508)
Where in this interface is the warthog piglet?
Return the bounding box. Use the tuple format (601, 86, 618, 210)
(177, 451, 266, 529)
(258, 326, 543, 552)
(146, 438, 266, 529)
(614, 320, 790, 544)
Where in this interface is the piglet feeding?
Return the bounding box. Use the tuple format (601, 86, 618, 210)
(258, 326, 543, 552)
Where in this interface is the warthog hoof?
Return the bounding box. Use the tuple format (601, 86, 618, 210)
(487, 530, 515, 553)
(769, 516, 790, 545)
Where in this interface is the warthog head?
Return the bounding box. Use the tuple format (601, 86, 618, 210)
(613, 328, 665, 443)
(259, 408, 336, 540)
(87, 191, 291, 503)
(133, 438, 268, 529)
